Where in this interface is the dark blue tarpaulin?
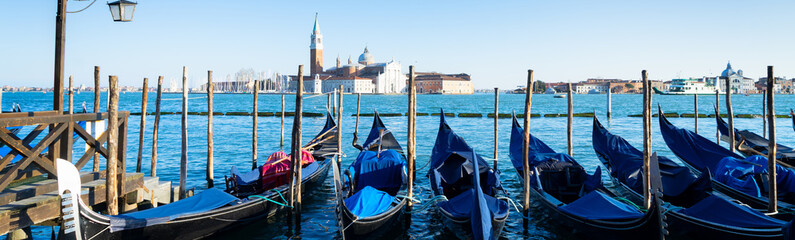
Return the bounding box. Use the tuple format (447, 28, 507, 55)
(361, 112, 403, 152)
(508, 117, 557, 173)
(109, 188, 238, 232)
(659, 111, 743, 173)
(592, 117, 712, 206)
(344, 186, 394, 218)
(679, 195, 786, 228)
(348, 150, 406, 195)
(715, 155, 795, 197)
(558, 190, 644, 220)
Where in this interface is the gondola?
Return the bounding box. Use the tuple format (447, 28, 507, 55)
(716, 112, 795, 167)
(335, 112, 408, 239)
(56, 114, 337, 239)
(508, 116, 661, 239)
(593, 116, 790, 239)
(428, 111, 509, 239)
(658, 108, 795, 214)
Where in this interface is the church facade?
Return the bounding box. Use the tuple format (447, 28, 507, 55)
(290, 14, 407, 94)
(705, 62, 757, 94)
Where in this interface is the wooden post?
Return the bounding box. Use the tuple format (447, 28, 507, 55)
(253, 80, 259, 170)
(327, 92, 332, 112)
(642, 70, 652, 209)
(355, 93, 361, 139)
(179, 67, 188, 200)
(694, 94, 698, 134)
(407, 66, 416, 207)
(280, 94, 285, 150)
(607, 86, 612, 118)
(136, 78, 148, 172)
(151, 76, 163, 177)
(338, 85, 344, 168)
(493, 87, 499, 170)
(767, 66, 777, 213)
(522, 69, 534, 225)
(68, 75, 73, 114)
(290, 65, 304, 232)
(106, 75, 119, 215)
(207, 71, 214, 187)
(54, 0, 66, 114)
(93, 67, 100, 172)
(716, 89, 720, 144)
(726, 77, 735, 152)
(567, 82, 573, 156)
(763, 90, 767, 138)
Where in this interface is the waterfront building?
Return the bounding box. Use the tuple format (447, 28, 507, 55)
(414, 72, 474, 94)
(756, 77, 792, 93)
(290, 14, 407, 94)
(706, 62, 756, 94)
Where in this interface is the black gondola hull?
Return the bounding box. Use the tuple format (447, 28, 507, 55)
(74, 159, 330, 240)
(433, 201, 508, 240)
(339, 199, 408, 239)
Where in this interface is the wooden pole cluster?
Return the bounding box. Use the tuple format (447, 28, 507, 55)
(179, 67, 188, 200)
(493, 87, 499, 170)
(694, 94, 698, 134)
(407, 66, 417, 207)
(715, 89, 720, 144)
(207, 71, 214, 187)
(136, 78, 148, 172)
(253, 80, 259, 170)
(567, 82, 573, 156)
(93, 67, 101, 172)
(106, 75, 120, 215)
(522, 69, 534, 224)
(726, 77, 735, 152)
(767, 66, 778, 213)
(281, 94, 285, 150)
(68, 75, 73, 114)
(290, 65, 304, 232)
(642, 70, 652, 209)
(151, 76, 163, 177)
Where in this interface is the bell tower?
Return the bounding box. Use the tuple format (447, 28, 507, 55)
(310, 13, 323, 76)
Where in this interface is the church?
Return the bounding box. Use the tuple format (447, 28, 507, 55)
(290, 14, 407, 94)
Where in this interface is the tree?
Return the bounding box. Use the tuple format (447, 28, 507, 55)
(624, 83, 634, 90)
(533, 80, 546, 93)
(612, 85, 624, 93)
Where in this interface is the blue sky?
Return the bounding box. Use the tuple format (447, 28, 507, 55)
(2, 1, 794, 89)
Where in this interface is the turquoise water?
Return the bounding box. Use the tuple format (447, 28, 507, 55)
(7, 91, 794, 239)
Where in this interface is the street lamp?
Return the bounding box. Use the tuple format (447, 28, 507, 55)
(107, 0, 137, 22)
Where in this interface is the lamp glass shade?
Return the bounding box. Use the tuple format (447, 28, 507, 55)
(108, 0, 136, 22)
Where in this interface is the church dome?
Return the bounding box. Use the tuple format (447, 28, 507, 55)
(358, 47, 374, 65)
(721, 62, 735, 77)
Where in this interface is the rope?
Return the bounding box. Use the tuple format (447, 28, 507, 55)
(403, 195, 449, 214)
(496, 196, 524, 214)
(66, 0, 97, 13)
(247, 189, 292, 208)
(341, 216, 358, 232)
(613, 197, 647, 212)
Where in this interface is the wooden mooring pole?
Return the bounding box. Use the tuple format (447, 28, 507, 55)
(694, 94, 698, 134)
(290, 65, 304, 233)
(407, 66, 416, 207)
(253, 80, 259, 170)
(338, 85, 344, 169)
(767, 66, 778, 213)
(68, 75, 73, 114)
(716, 89, 720, 144)
(763, 90, 767, 138)
(136, 78, 148, 172)
(207, 71, 214, 187)
(567, 82, 573, 156)
(522, 69, 534, 227)
(280, 94, 285, 150)
(607, 86, 612, 119)
(107, 75, 120, 215)
(726, 77, 735, 152)
(642, 70, 652, 209)
(493, 87, 499, 170)
(151, 76, 163, 177)
(93, 66, 100, 172)
(179, 67, 188, 200)
(354, 93, 361, 142)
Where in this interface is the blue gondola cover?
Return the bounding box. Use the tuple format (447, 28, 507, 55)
(558, 190, 644, 220)
(348, 150, 406, 195)
(109, 188, 239, 232)
(659, 113, 743, 173)
(679, 195, 786, 228)
(344, 186, 394, 218)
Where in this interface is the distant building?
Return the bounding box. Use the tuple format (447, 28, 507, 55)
(705, 62, 756, 94)
(414, 72, 474, 94)
(756, 77, 792, 93)
(289, 14, 406, 94)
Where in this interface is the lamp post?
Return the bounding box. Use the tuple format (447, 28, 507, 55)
(53, 0, 136, 112)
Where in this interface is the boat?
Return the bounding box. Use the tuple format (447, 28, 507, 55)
(653, 78, 720, 95)
(658, 108, 795, 213)
(592, 116, 791, 239)
(57, 114, 336, 239)
(337, 112, 408, 238)
(428, 111, 509, 239)
(553, 94, 566, 98)
(716, 113, 795, 167)
(588, 89, 603, 94)
(545, 87, 557, 94)
(508, 116, 661, 239)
